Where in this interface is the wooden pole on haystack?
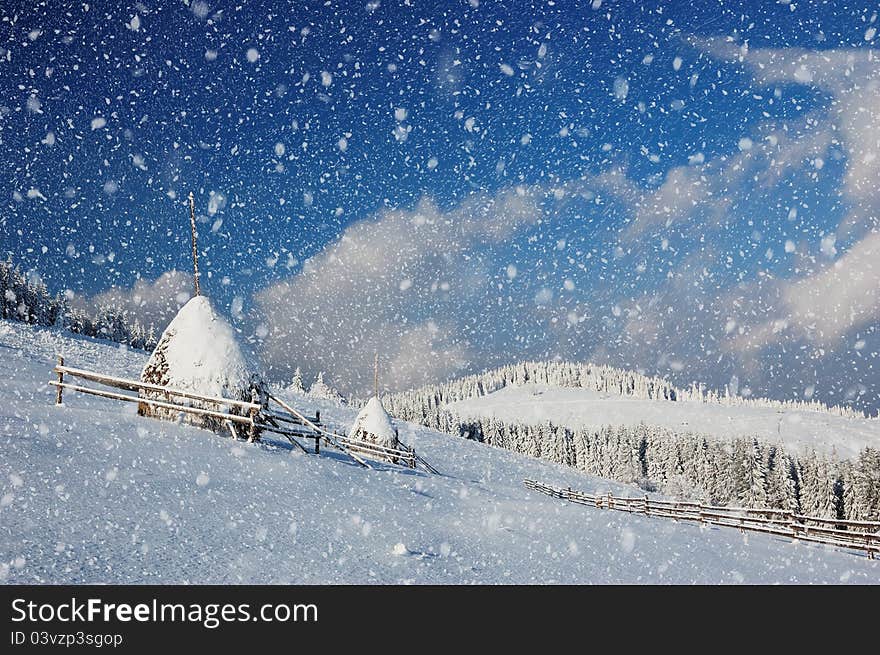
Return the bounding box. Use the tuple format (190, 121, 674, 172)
(188, 192, 201, 297)
(374, 352, 379, 398)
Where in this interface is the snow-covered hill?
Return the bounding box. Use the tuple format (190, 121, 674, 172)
(0, 320, 877, 583)
(449, 384, 880, 460)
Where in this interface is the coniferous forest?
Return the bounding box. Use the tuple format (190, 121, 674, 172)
(1, 260, 158, 350)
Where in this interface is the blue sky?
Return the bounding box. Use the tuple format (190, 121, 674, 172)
(1, 1, 878, 409)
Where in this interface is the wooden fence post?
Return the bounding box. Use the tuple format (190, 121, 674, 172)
(644, 494, 649, 516)
(248, 406, 258, 442)
(315, 436, 320, 454)
(315, 410, 321, 425)
(55, 355, 64, 405)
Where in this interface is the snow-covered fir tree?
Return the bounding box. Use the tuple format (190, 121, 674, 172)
(740, 439, 768, 508)
(766, 447, 800, 513)
(287, 367, 305, 393)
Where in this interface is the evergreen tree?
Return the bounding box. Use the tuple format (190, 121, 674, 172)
(309, 372, 344, 404)
(287, 367, 305, 393)
(798, 452, 822, 517)
(816, 456, 842, 520)
(840, 461, 864, 521)
(850, 448, 880, 521)
(767, 447, 800, 512)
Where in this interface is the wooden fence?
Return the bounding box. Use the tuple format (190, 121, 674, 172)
(262, 392, 437, 473)
(51, 357, 263, 439)
(49, 359, 438, 474)
(334, 433, 440, 474)
(523, 479, 880, 559)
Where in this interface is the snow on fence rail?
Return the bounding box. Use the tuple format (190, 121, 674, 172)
(337, 435, 416, 467)
(333, 434, 440, 474)
(49, 359, 438, 473)
(50, 357, 263, 440)
(523, 479, 880, 559)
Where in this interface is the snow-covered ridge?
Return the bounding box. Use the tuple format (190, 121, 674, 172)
(385, 375, 880, 521)
(386, 360, 875, 422)
(2, 319, 878, 583)
(1, 260, 160, 351)
(447, 384, 880, 460)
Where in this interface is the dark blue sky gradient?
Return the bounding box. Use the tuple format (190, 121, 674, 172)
(2, 1, 867, 292)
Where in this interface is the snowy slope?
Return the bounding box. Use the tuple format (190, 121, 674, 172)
(449, 384, 880, 459)
(0, 320, 877, 584)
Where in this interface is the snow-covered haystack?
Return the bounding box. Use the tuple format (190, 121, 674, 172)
(349, 396, 399, 450)
(138, 295, 257, 431)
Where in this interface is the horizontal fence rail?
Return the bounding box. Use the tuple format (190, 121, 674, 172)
(54, 363, 262, 412)
(523, 479, 880, 559)
(50, 380, 256, 426)
(336, 435, 417, 468)
(265, 392, 372, 468)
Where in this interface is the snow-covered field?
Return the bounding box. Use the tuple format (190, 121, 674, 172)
(449, 384, 880, 459)
(0, 320, 877, 583)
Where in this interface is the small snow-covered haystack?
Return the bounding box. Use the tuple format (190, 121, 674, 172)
(138, 295, 258, 432)
(349, 396, 399, 450)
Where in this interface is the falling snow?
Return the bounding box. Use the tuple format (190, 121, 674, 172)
(1, 0, 879, 585)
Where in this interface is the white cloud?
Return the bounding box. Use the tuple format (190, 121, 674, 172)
(626, 164, 711, 238)
(75, 270, 195, 331)
(246, 40, 880, 408)
(255, 189, 542, 394)
(619, 110, 835, 241)
(697, 38, 880, 238)
(734, 231, 880, 349)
